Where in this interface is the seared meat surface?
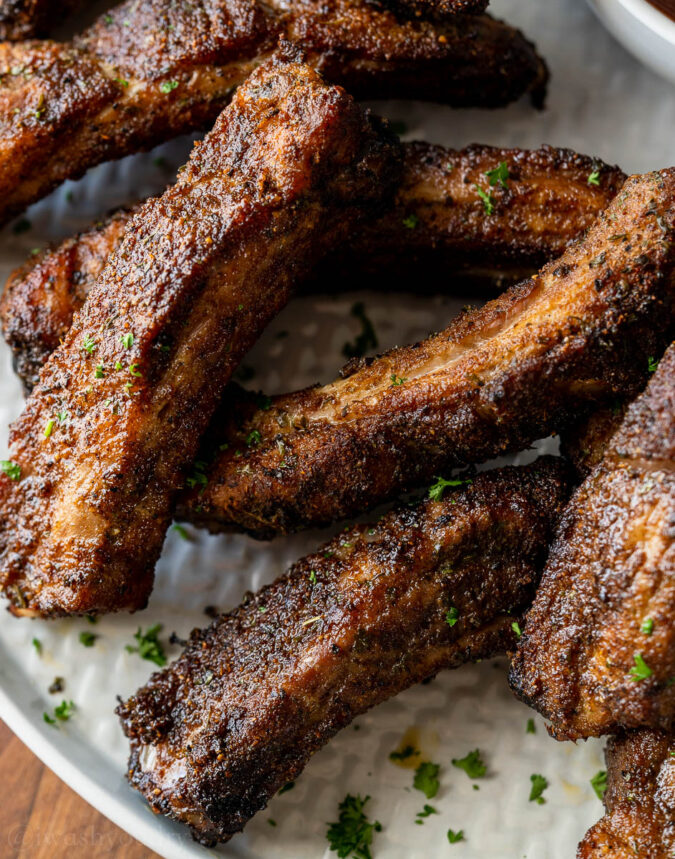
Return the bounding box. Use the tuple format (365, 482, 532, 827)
(562, 402, 626, 478)
(377, 0, 489, 19)
(510, 343, 675, 739)
(0, 0, 82, 40)
(0, 55, 401, 618)
(177, 169, 675, 538)
(578, 730, 675, 858)
(118, 460, 569, 845)
(0, 0, 547, 224)
(1, 143, 625, 392)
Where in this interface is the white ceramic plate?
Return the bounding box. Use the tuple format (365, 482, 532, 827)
(1, 1, 674, 857)
(589, 0, 675, 85)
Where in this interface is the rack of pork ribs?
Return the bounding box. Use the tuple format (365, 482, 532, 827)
(0, 4, 673, 854)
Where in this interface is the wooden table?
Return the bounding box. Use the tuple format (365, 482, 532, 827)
(0, 721, 161, 858)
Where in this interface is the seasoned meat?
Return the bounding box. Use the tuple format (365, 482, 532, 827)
(1, 143, 625, 392)
(0, 0, 82, 40)
(578, 730, 675, 858)
(118, 459, 570, 846)
(510, 343, 675, 739)
(377, 0, 489, 20)
(177, 169, 675, 538)
(562, 402, 627, 478)
(0, 0, 547, 225)
(0, 54, 401, 618)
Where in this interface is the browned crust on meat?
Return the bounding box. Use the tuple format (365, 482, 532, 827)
(577, 730, 675, 858)
(0, 0, 82, 40)
(562, 402, 627, 478)
(177, 169, 675, 539)
(1, 143, 625, 392)
(118, 459, 569, 845)
(0, 55, 401, 618)
(0, 0, 547, 224)
(370, 0, 489, 21)
(510, 343, 675, 739)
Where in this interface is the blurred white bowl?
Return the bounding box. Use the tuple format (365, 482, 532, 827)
(589, 0, 675, 84)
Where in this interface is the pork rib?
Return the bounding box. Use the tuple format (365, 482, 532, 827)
(1, 143, 625, 392)
(510, 343, 675, 739)
(578, 730, 675, 858)
(177, 169, 675, 538)
(0, 53, 401, 618)
(0, 0, 547, 224)
(118, 459, 569, 845)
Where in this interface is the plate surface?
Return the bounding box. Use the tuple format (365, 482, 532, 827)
(1, 1, 674, 857)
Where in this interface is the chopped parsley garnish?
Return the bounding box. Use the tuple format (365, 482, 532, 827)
(590, 770, 607, 801)
(48, 677, 64, 694)
(186, 460, 208, 491)
(126, 624, 166, 667)
(95, 365, 105, 379)
(452, 749, 486, 780)
(32, 637, 42, 655)
(129, 363, 142, 377)
(402, 214, 419, 229)
(326, 794, 382, 859)
(428, 475, 466, 501)
(115, 77, 130, 87)
(43, 699, 75, 726)
(1, 460, 21, 481)
(529, 773, 548, 804)
(268, 819, 277, 827)
(641, 618, 654, 635)
(343, 302, 378, 360)
(486, 161, 510, 189)
(82, 334, 97, 354)
(44, 419, 55, 438)
(526, 718, 536, 734)
(648, 355, 659, 373)
(278, 781, 295, 795)
(160, 80, 179, 93)
(511, 621, 522, 638)
(256, 392, 272, 410)
(445, 606, 459, 627)
(415, 804, 438, 824)
(474, 184, 494, 215)
(121, 332, 134, 349)
(309, 570, 317, 585)
(389, 745, 417, 762)
(447, 829, 465, 844)
(78, 631, 97, 647)
(172, 523, 190, 540)
(390, 374, 407, 386)
(629, 652, 653, 681)
(413, 761, 440, 799)
(246, 429, 262, 446)
(587, 171, 601, 186)
(56, 411, 68, 424)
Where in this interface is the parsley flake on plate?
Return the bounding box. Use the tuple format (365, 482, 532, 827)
(78, 631, 97, 648)
(587, 170, 601, 186)
(529, 773, 548, 804)
(452, 749, 486, 780)
(126, 624, 166, 667)
(389, 744, 417, 763)
(326, 793, 382, 859)
(445, 606, 459, 627)
(43, 699, 75, 726)
(428, 476, 467, 501)
(413, 761, 440, 799)
(474, 184, 494, 215)
(447, 829, 465, 844)
(590, 770, 607, 801)
(641, 617, 654, 635)
(1, 460, 21, 481)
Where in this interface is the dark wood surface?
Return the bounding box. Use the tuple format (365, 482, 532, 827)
(0, 720, 162, 858)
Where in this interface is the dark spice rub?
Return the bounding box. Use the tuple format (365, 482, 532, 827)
(0, 0, 547, 224)
(577, 730, 675, 858)
(178, 169, 675, 538)
(510, 343, 675, 739)
(0, 54, 401, 617)
(1, 143, 625, 392)
(118, 460, 569, 845)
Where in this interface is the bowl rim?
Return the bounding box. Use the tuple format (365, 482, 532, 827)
(605, 0, 675, 43)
